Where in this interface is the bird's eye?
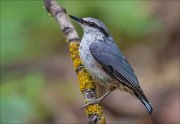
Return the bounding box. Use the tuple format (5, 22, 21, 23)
(90, 22, 95, 26)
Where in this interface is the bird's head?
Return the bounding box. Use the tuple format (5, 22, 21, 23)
(69, 15, 109, 37)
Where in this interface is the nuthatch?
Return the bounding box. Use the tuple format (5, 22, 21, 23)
(69, 15, 153, 114)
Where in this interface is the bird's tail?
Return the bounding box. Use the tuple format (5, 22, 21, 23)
(135, 89, 153, 115)
(140, 97, 153, 115)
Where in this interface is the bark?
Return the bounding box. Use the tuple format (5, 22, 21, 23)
(43, 0, 106, 124)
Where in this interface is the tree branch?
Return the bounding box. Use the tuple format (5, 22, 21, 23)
(43, 0, 106, 123)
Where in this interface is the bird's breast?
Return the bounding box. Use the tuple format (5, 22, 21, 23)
(79, 38, 111, 86)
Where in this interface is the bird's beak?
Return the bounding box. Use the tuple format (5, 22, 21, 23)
(69, 15, 84, 24)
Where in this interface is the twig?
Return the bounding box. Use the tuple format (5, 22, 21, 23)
(43, 0, 106, 124)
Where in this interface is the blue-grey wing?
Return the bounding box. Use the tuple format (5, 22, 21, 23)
(89, 40, 153, 114)
(89, 40, 140, 90)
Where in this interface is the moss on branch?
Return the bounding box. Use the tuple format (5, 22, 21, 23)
(44, 0, 106, 123)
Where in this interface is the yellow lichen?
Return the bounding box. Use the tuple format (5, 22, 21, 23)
(69, 42, 79, 53)
(68, 40, 105, 124)
(69, 42, 82, 70)
(69, 41, 96, 91)
(73, 59, 82, 70)
(78, 69, 96, 91)
(86, 105, 106, 124)
(86, 104, 103, 116)
(97, 116, 106, 124)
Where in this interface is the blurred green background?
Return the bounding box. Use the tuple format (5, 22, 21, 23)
(1, 0, 179, 124)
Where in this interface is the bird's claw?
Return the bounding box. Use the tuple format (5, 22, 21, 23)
(81, 90, 113, 110)
(81, 99, 100, 110)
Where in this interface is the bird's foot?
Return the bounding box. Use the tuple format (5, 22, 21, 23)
(81, 98, 101, 110)
(81, 89, 115, 110)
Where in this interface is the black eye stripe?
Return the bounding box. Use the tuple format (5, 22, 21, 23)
(93, 23, 109, 37)
(83, 20, 109, 37)
(99, 28, 109, 37)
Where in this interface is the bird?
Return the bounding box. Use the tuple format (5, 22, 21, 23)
(69, 15, 153, 114)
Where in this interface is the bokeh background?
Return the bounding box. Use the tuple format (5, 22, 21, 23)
(1, 0, 179, 124)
